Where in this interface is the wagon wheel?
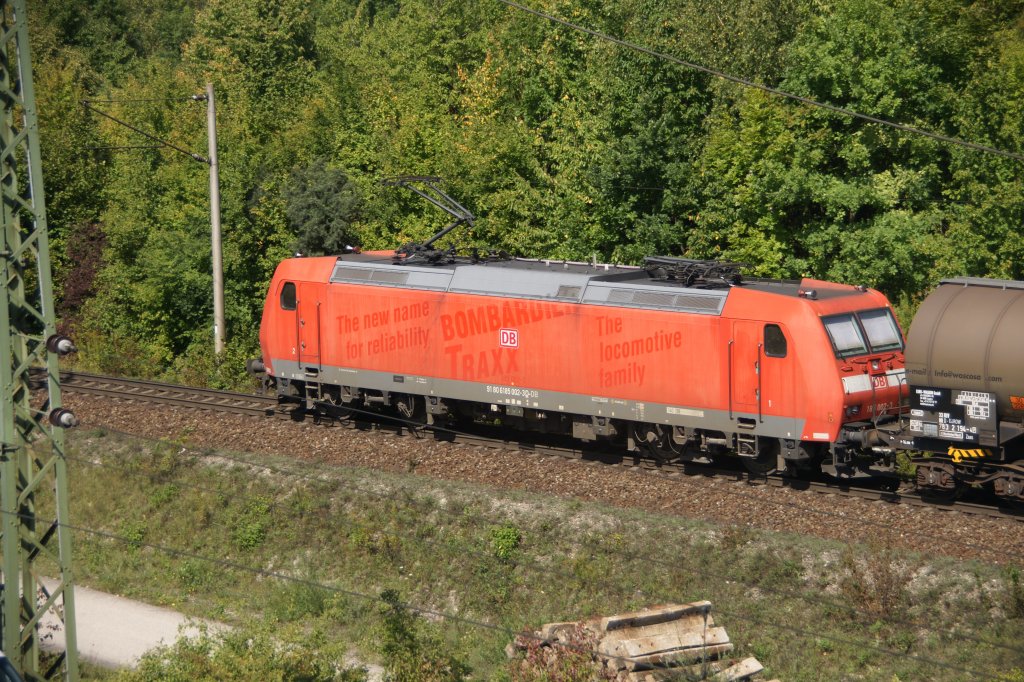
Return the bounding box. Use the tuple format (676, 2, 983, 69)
(916, 463, 962, 505)
(742, 439, 779, 476)
(1001, 496, 1024, 513)
(919, 484, 962, 505)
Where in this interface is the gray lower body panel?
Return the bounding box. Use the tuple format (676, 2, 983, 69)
(273, 359, 806, 441)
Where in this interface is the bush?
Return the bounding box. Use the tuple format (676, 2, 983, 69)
(490, 524, 522, 563)
(113, 623, 367, 681)
(838, 543, 918, 622)
(119, 519, 147, 550)
(1006, 567, 1024, 619)
(377, 589, 470, 682)
(267, 572, 331, 623)
(231, 496, 272, 550)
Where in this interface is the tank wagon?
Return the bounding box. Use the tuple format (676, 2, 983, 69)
(901, 277, 1024, 503)
(255, 251, 907, 477)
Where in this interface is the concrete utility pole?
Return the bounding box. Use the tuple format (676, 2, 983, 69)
(0, 1, 80, 679)
(205, 83, 225, 355)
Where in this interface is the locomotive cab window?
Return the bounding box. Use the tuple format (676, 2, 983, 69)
(280, 282, 296, 311)
(764, 324, 787, 358)
(859, 308, 903, 352)
(822, 308, 904, 358)
(822, 314, 867, 358)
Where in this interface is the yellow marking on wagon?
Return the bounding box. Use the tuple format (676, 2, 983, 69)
(947, 447, 991, 463)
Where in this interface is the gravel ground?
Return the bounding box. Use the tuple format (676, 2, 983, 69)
(65, 395, 1023, 566)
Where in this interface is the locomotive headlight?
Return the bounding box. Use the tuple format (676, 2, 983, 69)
(846, 405, 861, 417)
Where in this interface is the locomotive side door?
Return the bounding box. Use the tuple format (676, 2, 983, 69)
(730, 320, 795, 425)
(297, 282, 322, 369)
(277, 280, 299, 363)
(730, 321, 761, 419)
(760, 323, 794, 424)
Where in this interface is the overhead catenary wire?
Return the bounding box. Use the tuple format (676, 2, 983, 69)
(82, 97, 198, 103)
(80, 99, 209, 164)
(85, 145, 163, 151)
(14, 504, 1005, 680)
(494, 0, 1024, 163)
(61, 419, 1023, 658)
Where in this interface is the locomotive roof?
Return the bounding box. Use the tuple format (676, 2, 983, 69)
(322, 253, 861, 316)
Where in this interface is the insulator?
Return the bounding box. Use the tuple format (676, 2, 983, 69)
(49, 408, 79, 428)
(45, 334, 77, 356)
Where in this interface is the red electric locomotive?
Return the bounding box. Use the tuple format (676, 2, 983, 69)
(256, 250, 907, 477)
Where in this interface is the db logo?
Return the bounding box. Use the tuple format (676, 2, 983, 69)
(499, 328, 519, 348)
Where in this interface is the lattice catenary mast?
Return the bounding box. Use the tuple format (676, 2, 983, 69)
(0, 1, 80, 679)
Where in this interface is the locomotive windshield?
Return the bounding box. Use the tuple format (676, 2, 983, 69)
(822, 308, 903, 358)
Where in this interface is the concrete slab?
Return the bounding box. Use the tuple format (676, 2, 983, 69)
(39, 579, 223, 668)
(37, 579, 383, 679)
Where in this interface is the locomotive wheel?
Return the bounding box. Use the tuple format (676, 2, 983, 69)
(742, 439, 779, 476)
(394, 394, 426, 428)
(631, 423, 678, 462)
(661, 425, 687, 458)
(320, 386, 354, 420)
(631, 423, 661, 458)
(325, 403, 354, 420)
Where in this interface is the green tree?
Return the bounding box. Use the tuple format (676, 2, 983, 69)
(284, 158, 362, 255)
(32, 43, 109, 324)
(689, 0, 1023, 309)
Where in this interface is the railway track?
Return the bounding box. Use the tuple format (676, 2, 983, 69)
(52, 370, 1021, 522)
(45, 370, 278, 417)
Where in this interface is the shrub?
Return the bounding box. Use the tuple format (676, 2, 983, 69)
(838, 543, 918, 622)
(232, 496, 272, 550)
(177, 559, 210, 592)
(377, 589, 470, 682)
(1006, 567, 1024, 619)
(119, 519, 147, 550)
(113, 623, 367, 681)
(267, 573, 331, 623)
(490, 523, 523, 563)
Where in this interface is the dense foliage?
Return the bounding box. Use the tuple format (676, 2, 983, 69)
(29, 0, 1024, 383)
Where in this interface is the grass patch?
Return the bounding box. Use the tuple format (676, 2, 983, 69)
(51, 428, 1024, 680)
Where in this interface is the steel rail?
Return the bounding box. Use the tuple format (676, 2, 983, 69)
(44, 370, 276, 417)
(53, 371, 1021, 521)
